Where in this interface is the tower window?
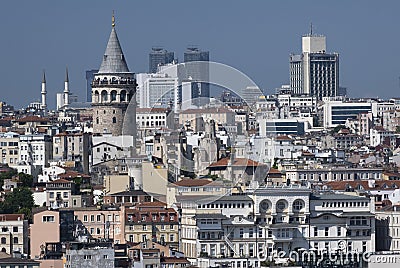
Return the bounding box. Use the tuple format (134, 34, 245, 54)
(112, 117, 117, 124)
(111, 90, 117, 101)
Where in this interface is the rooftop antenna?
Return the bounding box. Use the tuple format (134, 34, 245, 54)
(310, 22, 313, 36)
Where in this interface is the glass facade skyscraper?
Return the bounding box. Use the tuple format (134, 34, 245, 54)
(149, 48, 174, 73)
(183, 47, 210, 106)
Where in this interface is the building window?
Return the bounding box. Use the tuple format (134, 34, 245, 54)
(13, 237, 18, 244)
(0, 238, 6, 244)
(112, 117, 116, 124)
(42, 216, 55, 222)
(249, 228, 254, 238)
(169, 234, 174, 242)
(325, 227, 329, 236)
(12, 227, 18, 233)
(293, 200, 304, 211)
(83, 255, 92, 260)
(276, 200, 287, 211)
(83, 215, 88, 222)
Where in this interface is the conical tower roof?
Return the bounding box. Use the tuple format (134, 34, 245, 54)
(98, 27, 130, 73)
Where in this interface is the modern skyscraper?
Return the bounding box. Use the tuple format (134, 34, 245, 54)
(91, 15, 137, 138)
(86, 69, 98, 102)
(183, 47, 210, 106)
(290, 33, 339, 100)
(149, 48, 174, 73)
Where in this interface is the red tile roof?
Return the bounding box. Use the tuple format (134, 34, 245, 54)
(47, 178, 72, 184)
(208, 157, 263, 168)
(324, 180, 400, 191)
(58, 171, 90, 179)
(275, 135, 293, 141)
(0, 214, 24, 221)
(14, 116, 50, 123)
(172, 179, 213, 187)
(161, 257, 190, 264)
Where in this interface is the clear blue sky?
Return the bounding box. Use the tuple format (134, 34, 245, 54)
(2, 1, 400, 109)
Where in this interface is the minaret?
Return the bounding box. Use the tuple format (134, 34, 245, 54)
(64, 67, 70, 107)
(41, 70, 47, 110)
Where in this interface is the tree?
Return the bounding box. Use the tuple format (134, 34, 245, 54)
(0, 167, 18, 187)
(0, 187, 34, 218)
(18, 173, 33, 187)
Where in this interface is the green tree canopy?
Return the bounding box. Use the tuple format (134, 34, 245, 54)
(18, 173, 33, 187)
(0, 187, 34, 219)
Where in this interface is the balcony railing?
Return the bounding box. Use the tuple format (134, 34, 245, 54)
(92, 79, 135, 86)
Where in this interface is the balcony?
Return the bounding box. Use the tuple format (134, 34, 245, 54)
(92, 79, 135, 87)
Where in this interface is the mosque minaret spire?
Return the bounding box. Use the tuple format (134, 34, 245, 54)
(64, 67, 70, 107)
(41, 70, 47, 110)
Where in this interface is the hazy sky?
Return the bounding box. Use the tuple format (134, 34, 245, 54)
(2, 1, 400, 109)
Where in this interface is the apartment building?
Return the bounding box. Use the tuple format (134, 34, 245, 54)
(124, 202, 179, 249)
(0, 214, 28, 256)
(0, 132, 19, 166)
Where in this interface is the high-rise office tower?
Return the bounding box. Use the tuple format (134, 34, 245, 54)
(149, 48, 174, 73)
(136, 73, 179, 111)
(86, 69, 98, 102)
(183, 47, 210, 106)
(290, 33, 339, 100)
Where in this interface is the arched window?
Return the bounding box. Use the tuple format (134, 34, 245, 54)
(112, 117, 117, 124)
(1, 237, 6, 244)
(259, 200, 271, 213)
(93, 90, 99, 103)
(101, 90, 108, 102)
(276, 200, 288, 212)
(111, 90, 117, 101)
(96, 118, 99, 124)
(120, 90, 126, 101)
(293, 199, 304, 211)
